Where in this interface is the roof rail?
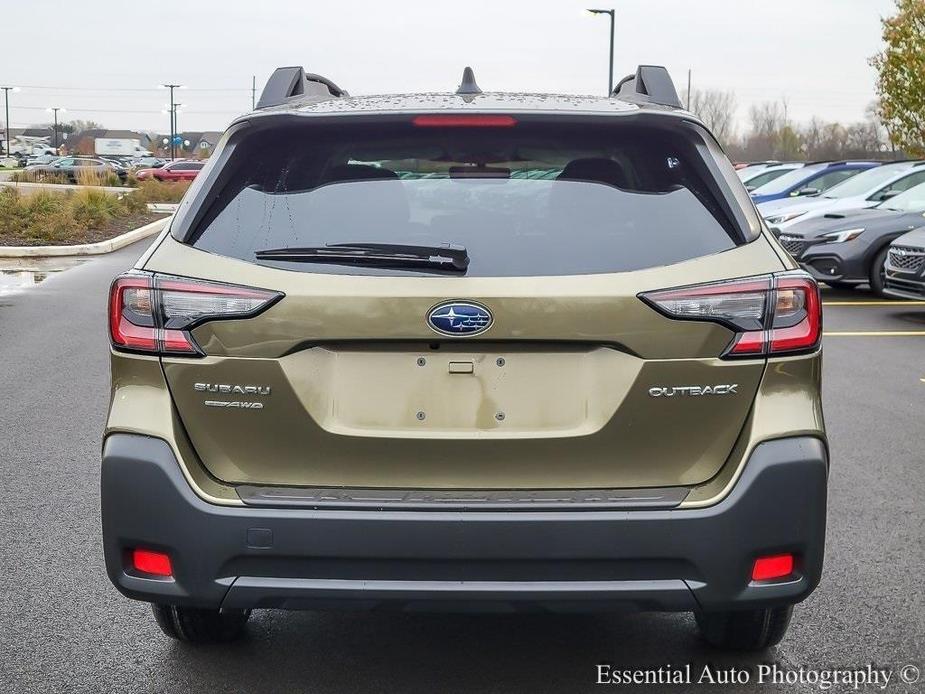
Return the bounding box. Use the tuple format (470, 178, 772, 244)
(613, 65, 683, 109)
(255, 66, 348, 109)
(824, 160, 894, 167)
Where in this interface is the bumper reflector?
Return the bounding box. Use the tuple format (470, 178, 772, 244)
(752, 553, 794, 581)
(131, 548, 173, 577)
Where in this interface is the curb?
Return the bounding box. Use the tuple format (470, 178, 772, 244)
(0, 180, 133, 195)
(147, 203, 179, 214)
(0, 216, 170, 258)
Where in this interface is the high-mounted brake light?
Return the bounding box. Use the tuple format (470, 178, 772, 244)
(109, 273, 282, 356)
(640, 273, 821, 359)
(412, 114, 518, 128)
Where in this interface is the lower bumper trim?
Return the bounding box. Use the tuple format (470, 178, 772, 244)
(101, 434, 828, 613)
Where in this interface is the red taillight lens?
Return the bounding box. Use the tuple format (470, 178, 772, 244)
(752, 553, 794, 581)
(640, 272, 821, 359)
(412, 114, 518, 128)
(109, 273, 282, 356)
(769, 276, 821, 354)
(728, 330, 765, 356)
(109, 275, 157, 351)
(131, 548, 173, 577)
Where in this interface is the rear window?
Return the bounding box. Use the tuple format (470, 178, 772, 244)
(189, 119, 747, 277)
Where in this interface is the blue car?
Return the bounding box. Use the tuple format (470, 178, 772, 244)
(750, 160, 881, 205)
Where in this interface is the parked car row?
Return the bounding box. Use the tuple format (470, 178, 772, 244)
(24, 156, 128, 183)
(742, 159, 925, 298)
(750, 160, 884, 205)
(20, 156, 204, 184)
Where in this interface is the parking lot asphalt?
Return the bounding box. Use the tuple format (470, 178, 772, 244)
(1, 241, 923, 694)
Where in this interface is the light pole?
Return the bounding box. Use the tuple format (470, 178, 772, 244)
(160, 83, 183, 160)
(587, 9, 615, 95)
(46, 107, 65, 150)
(173, 105, 185, 158)
(1, 86, 20, 157)
(163, 103, 185, 159)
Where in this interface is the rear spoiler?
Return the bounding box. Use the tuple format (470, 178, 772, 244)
(255, 66, 348, 109)
(613, 65, 683, 109)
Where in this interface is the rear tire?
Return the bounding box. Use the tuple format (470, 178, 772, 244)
(151, 603, 251, 643)
(695, 605, 793, 651)
(868, 246, 890, 297)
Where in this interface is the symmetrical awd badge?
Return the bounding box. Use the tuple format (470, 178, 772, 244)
(194, 382, 271, 410)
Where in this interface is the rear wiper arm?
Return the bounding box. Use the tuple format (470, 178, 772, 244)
(255, 242, 469, 273)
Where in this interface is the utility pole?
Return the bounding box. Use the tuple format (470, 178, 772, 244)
(161, 83, 182, 160)
(1, 86, 17, 157)
(252, 75, 256, 110)
(686, 69, 692, 110)
(47, 107, 65, 150)
(587, 9, 616, 95)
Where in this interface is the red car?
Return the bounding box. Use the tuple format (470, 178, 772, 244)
(135, 160, 204, 181)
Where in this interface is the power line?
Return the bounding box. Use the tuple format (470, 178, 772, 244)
(14, 84, 250, 92)
(10, 105, 242, 115)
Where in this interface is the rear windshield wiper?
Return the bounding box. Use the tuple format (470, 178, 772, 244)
(255, 242, 469, 273)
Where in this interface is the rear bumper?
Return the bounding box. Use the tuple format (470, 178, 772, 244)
(101, 434, 828, 613)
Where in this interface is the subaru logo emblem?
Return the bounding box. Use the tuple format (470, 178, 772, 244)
(427, 301, 493, 336)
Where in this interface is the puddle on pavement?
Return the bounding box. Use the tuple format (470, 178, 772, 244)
(0, 257, 87, 296)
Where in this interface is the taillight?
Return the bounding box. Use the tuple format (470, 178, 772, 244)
(640, 273, 821, 358)
(768, 275, 821, 353)
(109, 275, 158, 352)
(109, 273, 282, 356)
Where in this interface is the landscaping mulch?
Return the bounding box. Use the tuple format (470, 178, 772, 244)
(0, 211, 169, 247)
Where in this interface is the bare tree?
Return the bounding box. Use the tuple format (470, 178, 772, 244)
(67, 119, 104, 133)
(728, 97, 889, 163)
(685, 88, 737, 146)
(737, 101, 787, 160)
(748, 100, 789, 137)
(845, 121, 886, 157)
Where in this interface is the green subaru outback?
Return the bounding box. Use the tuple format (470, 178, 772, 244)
(102, 66, 827, 650)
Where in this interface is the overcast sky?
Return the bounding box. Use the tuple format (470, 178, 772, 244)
(2, 0, 896, 135)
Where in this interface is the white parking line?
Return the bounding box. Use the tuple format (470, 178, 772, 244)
(823, 301, 923, 306)
(824, 331, 925, 337)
